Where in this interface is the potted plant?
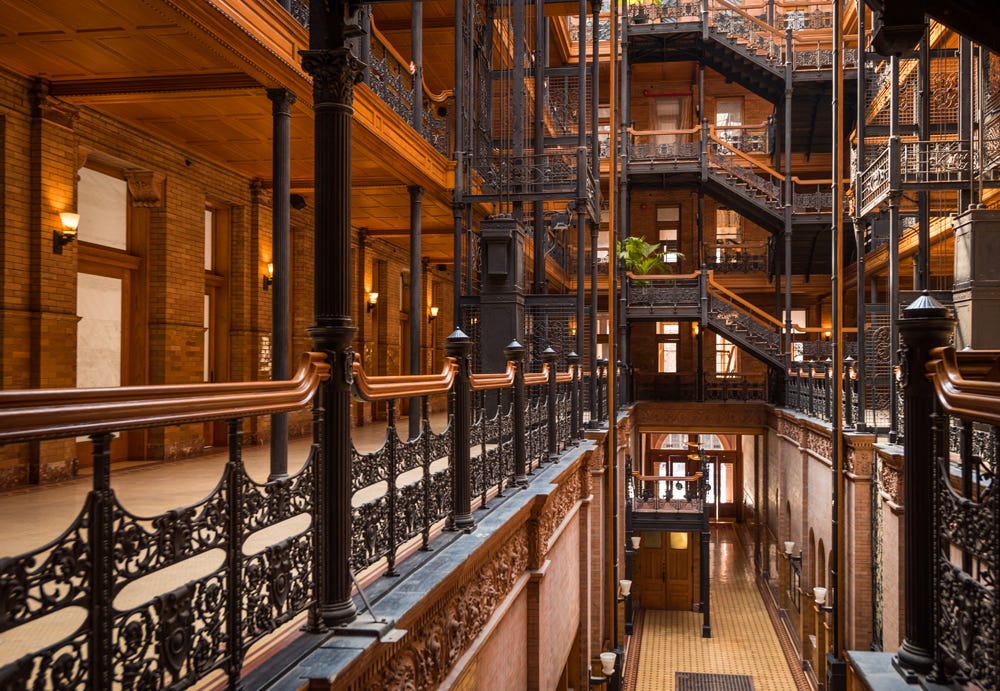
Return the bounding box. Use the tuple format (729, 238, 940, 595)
(617, 235, 667, 276)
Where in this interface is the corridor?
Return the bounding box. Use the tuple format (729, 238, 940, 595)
(627, 525, 807, 691)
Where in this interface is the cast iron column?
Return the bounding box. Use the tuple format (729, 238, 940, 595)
(568, 351, 580, 441)
(301, 0, 362, 628)
(447, 329, 475, 531)
(701, 449, 711, 638)
(267, 87, 296, 481)
(409, 185, 424, 440)
(894, 293, 954, 675)
(411, 0, 423, 136)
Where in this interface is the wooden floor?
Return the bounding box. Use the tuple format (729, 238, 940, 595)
(626, 525, 808, 691)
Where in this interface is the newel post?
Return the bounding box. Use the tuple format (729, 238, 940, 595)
(543, 346, 559, 461)
(447, 329, 475, 531)
(505, 341, 529, 486)
(895, 291, 954, 677)
(568, 351, 580, 441)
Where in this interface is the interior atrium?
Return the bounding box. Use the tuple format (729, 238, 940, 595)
(0, 0, 998, 689)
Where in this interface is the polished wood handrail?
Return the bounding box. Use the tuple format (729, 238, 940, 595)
(0, 352, 331, 443)
(927, 347, 1000, 426)
(625, 270, 702, 281)
(524, 364, 552, 387)
(555, 365, 576, 384)
(708, 276, 786, 329)
(634, 472, 704, 483)
(352, 355, 458, 401)
(708, 132, 786, 181)
(627, 125, 701, 137)
(470, 362, 516, 391)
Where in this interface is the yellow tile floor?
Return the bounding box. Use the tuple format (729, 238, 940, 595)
(631, 525, 806, 691)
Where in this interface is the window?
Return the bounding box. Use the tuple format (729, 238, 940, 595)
(657, 322, 679, 373)
(657, 205, 680, 254)
(716, 334, 738, 373)
(789, 309, 807, 361)
(716, 209, 742, 244)
(654, 98, 681, 144)
(715, 98, 743, 147)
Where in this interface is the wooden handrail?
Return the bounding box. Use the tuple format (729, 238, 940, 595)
(625, 270, 702, 281)
(628, 126, 701, 137)
(555, 365, 576, 384)
(524, 364, 551, 387)
(927, 347, 1000, 427)
(352, 356, 458, 401)
(710, 0, 786, 39)
(708, 277, 785, 329)
(634, 472, 703, 483)
(708, 119, 771, 134)
(0, 352, 331, 443)
(708, 133, 786, 181)
(470, 362, 516, 391)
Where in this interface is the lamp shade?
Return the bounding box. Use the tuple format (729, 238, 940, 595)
(630, 535, 641, 550)
(813, 586, 827, 606)
(600, 652, 617, 676)
(619, 579, 632, 597)
(784, 541, 795, 555)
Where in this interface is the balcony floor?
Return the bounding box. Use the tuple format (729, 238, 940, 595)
(627, 524, 808, 691)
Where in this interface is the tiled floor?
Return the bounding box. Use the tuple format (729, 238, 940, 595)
(630, 525, 806, 691)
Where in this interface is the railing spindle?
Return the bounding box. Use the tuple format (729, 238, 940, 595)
(89, 432, 114, 690)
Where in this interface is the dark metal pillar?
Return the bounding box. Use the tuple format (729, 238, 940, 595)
(533, 4, 548, 294)
(916, 30, 930, 291)
(783, 28, 794, 353)
(266, 87, 295, 481)
(700, 449, 711, 638)
(447, 329, 475, 531)
(409, 185, 424, 439)
(853, 0, 867, 431)
(301, 0, 363, 628)
(577, 0, 587, 433)
(590, 221, 600, 425)
(452, 0, 464, 323)
(411, 0, 423, 137)
(894, 293, 954, 675)
(958, 37, 973, 212)
(888, 56, 901, 443)
(543, 346, 559, 461)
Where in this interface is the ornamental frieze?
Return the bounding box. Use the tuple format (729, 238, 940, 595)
(804, 429, 833, 461)
(878, 454, 903, 509)
(530, 470, 582, 569)
(776, 417, 802, 444)
(365, 527, 530, 691)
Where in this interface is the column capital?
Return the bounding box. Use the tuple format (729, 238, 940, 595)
(300, 48, 364, 106)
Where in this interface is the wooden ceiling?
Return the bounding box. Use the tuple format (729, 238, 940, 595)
(0, 0, 465, 259)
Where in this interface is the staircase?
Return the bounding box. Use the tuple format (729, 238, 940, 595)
(705, 135, 785, 232)
(705, 279, 786, 369)
(623, 271, 788, 369)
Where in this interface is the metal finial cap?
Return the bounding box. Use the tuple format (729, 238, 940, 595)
(901, 290, 950, 320)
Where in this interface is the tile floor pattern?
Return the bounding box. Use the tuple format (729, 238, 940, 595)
(630, 525, 806, 691)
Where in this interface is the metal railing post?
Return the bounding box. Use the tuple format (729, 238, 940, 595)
(505, 341, 529, 485)
(446, 329, 475, 531)
(569, 351, 581, 442)
(543, 347, 560, 461)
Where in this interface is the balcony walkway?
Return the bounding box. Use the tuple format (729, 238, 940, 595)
(627, 524, 807, 691)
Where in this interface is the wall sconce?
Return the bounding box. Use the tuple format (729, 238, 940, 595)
(784, 541, 802, 566)
(428, 305, 439, 323)
(630, 535, 641, 551)
(784, 540, 795, 555)
(617, 579, 632, 602)
(691, 321, 700, 337)
(589, 651, 618, 687)
(813, 586, 834, 612)
(54, 212, 80, 254)
(822, 330, 832, 341)
(366, 292, 379, 313)
(262, 263, 274, 291)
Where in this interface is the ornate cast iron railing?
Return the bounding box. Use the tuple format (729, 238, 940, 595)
(707, 135, 783, 211)
(0, 338, 589, 689)
(629, 471, 706, 514)
(704, 242, 768, 274)
(0, 353, 330, 690)
(366, 31, 416, 126)
(625, 271, 701, 308)
(925, 348, 999, 688)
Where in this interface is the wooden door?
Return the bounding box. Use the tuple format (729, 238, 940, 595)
(665, 532, 695, 610)
(635, 532, 666, 609)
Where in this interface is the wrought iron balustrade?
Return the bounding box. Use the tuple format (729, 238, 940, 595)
(924, 348, 999, 688)
(478, 151, 581, 196)
(707, 139, 783, 210)
(0, 337, 586, 690)
(365, 33, 415, 126)
(625, 272, 701, 308)
(704, 242, 768, 273)
(859, 147, 890, 215)
(899, 139, 972, 185)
